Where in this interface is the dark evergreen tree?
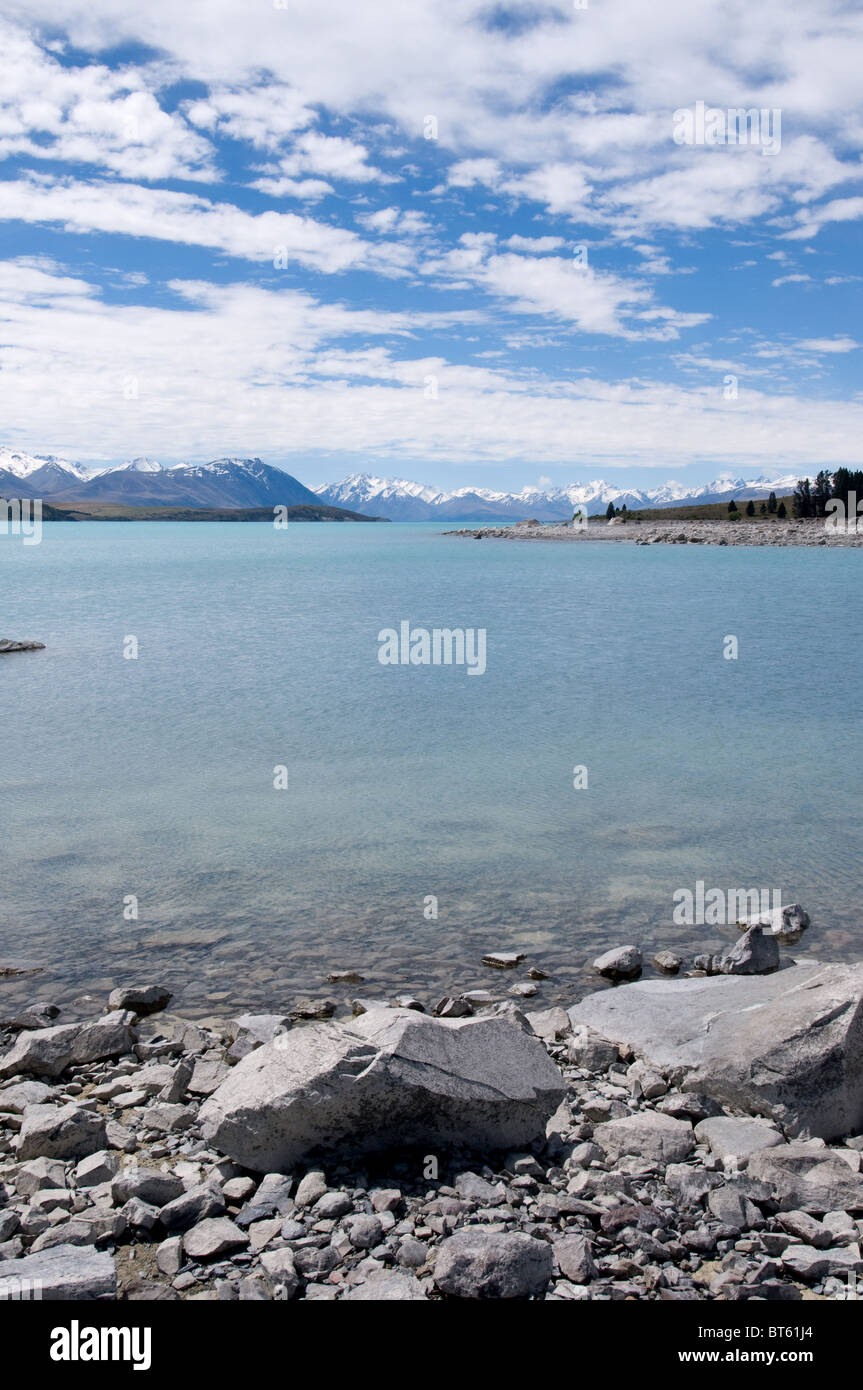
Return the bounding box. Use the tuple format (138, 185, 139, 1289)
(759, 502, 767, 514)
(606, 501, 615, 520)
(777, 500, 787, 518)
(746, 500, 755, 516)
(727, 499, 738, 513)
(793, 478, 813, 517)
(813, 470, 832, 517)
(767, 491, 777, 513)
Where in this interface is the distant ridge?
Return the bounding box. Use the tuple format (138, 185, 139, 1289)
(0, 448, 809, 519)
(313, 471, 805, 521)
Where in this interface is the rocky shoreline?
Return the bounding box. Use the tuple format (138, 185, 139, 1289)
(449, 517, 863, 547)
(1, 930, 862, 1303)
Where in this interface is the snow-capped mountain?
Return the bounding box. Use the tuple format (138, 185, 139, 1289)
(48, 457, 321, 508)
(0, 448, 90, 497)
(87, 457, 165, 477)
(0, 445, 804, 517)
(314, 472, 803, 521)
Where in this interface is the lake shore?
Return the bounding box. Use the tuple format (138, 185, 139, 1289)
(448, 517, 863, 546)
(2, 941, 862, 1302)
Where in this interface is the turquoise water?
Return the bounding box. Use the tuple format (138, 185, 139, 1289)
(2, 521, 861, 1018)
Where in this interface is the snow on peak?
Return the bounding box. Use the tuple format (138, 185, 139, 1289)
(0, 447, 88, 479)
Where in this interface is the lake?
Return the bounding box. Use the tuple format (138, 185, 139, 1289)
(1, 521, 861, 1019)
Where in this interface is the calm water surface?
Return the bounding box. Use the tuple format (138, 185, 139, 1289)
(1, 522, 861, 1019)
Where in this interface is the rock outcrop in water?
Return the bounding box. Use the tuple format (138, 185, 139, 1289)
(0, 638, 45, 653)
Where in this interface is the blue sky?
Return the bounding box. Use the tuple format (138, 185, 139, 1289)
(0, 1, 861, 492)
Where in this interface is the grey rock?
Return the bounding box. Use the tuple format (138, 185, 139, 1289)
(111, 1167, 184, 1207)
(777, 1210, 832, 1248)
(342, 1270, 427, 1300)
(345, 1215, 383, 1249)
(738, 902, 811, 941)
(293, 1244, 339, 1278)
(694, 1117, 785, 1165)
(143, 1103, 196, 1133)
(568, 962, 863, 1139)
(0, 1011, 137, 1079)
(74, 1150, 121, 1188)
(222, 1176, 256, 1204)
(397, 1236, 428, 1268)
(593, 1112, 694, 1165)
(259, 1247, 300, 1297)
(433, 997, 472, 1018)
(455, 1171, 505, 1204)
(593, 945, 642, 981)
(159, 1184, 225, 1232)
(121, 1197, 160, 1232)
(16, 1103, 107, 1162)
(13, 1156, 67, 1196)
(718, 923, 779, 975)
(434, 1230, 553, 1299)
(294, 1171, 327, 1208)
(781, 1243, 863, 1280)
(370, 1187, 402, 1213)
(313, 1191, 352, 1220)
(524, 1007, 570, 1041)
(566, 1026, 619, 1071)
(656, 1092, 721, 1122)
(707, 1186, 762, 1230)
(481, 952, 524, 970)
(653, 951, 683, 974)
(553, 1235, 597, 1283)
(3, 1003, 61, 1031)
(156, 1235, 184, 1276)
(0, 639, 45, 653)
(107, 985, 172, 1016)
(201, 1010, 566, 1172)
(0, 1081, 55, 1113)
(30, 1210, 126, 1251)
(0, 1243, 115, 1298)
(157, 1060, 192, 1104)
(183, 1217, 248, 1260)
(225, 1014, 291, 1061)
(289, 999, 336, 1021)
(748, 1144, 863, 1213)
(188, 1057, 231, 1097)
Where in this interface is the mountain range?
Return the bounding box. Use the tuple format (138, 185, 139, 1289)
(0, 449, 803, 520)
(313, 472, 802, 521)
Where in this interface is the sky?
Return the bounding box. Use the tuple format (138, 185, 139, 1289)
(0, 0, 861, 493)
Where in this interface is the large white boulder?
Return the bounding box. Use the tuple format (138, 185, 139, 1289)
(568, 962, 863, 1140)
(201, 1008, 566, 1171)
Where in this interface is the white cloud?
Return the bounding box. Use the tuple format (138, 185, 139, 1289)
(424, 238, 710, 339)
(0, 175, 414, 276)
(796, 336, 859, 353)
(2, 259, 858, 471)
(0, 18, 215, 181)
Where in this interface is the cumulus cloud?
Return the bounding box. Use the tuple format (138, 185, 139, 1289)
(1, 259, 859, 471)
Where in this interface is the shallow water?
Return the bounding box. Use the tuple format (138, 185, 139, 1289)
(1, 522, 861, 1019)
